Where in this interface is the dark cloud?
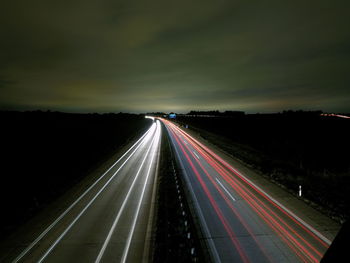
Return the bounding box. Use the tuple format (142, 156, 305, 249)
(0, 0, 349, 113)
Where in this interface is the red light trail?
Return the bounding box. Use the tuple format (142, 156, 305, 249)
(161, 118, 331, 262)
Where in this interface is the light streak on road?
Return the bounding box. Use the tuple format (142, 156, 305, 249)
(321, 113, 350, 119)
(161, 118, 331, 263)
(9, 120, 161, 263)
(95, 120, 161, 263)
(120, 123, 161, 263)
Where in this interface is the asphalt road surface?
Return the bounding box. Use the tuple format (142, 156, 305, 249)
(3, 119, 161, 263)
(162, 118, 333, 263)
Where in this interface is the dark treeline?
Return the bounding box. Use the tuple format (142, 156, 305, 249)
(177, 110, 350, 221)
(0, 111, 151, 237)
(146, 112, 167, 116)
(186, 110, 245, 116)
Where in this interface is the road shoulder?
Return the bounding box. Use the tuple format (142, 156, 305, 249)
(176, 124, 341, 241)
(0, 136, 144, 262)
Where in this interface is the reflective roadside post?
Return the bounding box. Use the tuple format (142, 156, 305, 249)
(299, 185, 302, 197)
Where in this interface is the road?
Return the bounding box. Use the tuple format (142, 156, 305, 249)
(162, 118, 333, 263)
(3, 119, 161, 263)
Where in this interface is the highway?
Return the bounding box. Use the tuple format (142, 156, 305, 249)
(162, 119, 333, 263)
(3, 119, 161, 263)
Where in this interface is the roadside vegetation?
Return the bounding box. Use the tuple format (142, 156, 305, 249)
(176, 110, 350, 222)
(0, 111, 151, 238)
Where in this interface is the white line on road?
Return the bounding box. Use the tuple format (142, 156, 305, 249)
(36, 125, 157, 263)
(193, 151, 200, 159)
(174, 125, 332, 245)
(165, 124, 221, 263)
(95, 122, 160, 263)
(217, 162, 332, 245)
(121, 121, 161, 263)
(215, 178, 236, 202)
(12, 124, 155, 263)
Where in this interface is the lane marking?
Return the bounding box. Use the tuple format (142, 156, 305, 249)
(170, 125, 249, 262)
(141, 121, 162, 261)
(215, 178, 236, 202)
(172, 124, 332, 246)
(172, 124, 325, 261)
(36, 125, 157, 263)
(121, 121, 161, 263)
(193, 151, 200, 159)
(163, 123, 222, 263)
(95, 123, 160, 263)
(12, 124, 155, 263)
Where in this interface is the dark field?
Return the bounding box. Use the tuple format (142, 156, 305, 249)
(0, 111, 151, 237)
(176, 111, 350, 221)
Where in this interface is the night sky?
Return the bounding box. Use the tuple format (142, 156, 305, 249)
(1, 0, 349, 113)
